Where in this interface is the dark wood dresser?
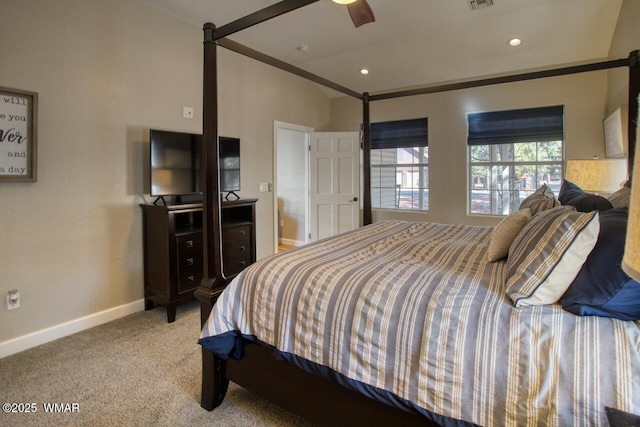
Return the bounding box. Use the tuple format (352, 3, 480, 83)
(141, 198, 257, 322)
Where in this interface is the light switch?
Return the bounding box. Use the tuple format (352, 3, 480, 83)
(259, 182, 271, 192)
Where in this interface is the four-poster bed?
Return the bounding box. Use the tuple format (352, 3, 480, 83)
(195, 1, 640, 425)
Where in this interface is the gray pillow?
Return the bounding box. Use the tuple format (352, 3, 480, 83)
(518, 184, 559, 215)
(608, 185, 631, 209)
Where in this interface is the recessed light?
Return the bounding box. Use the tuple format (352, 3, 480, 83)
(508, 38, 522, 47)
(360, 68, 370, 75)
(333, 0, 357, 4)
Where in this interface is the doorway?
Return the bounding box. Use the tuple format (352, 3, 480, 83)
(274, 121, 312, 253)
(273, 122, 361, 254)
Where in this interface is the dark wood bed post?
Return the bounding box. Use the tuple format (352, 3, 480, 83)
(362, 92, 372, 225)
(195, 22, 229, 411)
(628, 50, 639, 177)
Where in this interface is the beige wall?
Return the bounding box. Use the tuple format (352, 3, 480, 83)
(0, 0, 329, 349)
(331, 0, 639, 227)
(331, 72, 610, 226)
(216, 49, 331, 256)
(607, 0, 640, 114)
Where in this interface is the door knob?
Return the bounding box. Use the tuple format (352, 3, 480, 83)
(350, 197, 358, 202)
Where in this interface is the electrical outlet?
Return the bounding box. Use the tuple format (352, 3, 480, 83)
(182, 106, 194, 119)
(7, 289, 20, 310)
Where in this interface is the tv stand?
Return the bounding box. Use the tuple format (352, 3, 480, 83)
(153, 196, 168, 206)
(223, 191, 240, 201)
(152, 194, 203, 206)
(140, 199, 257, 322)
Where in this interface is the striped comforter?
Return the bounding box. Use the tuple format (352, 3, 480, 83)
(200, 220, 640, 425)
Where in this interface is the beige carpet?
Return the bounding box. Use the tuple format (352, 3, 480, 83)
(0, 300, 313, 427)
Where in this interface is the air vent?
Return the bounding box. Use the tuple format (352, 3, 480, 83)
(468, 0, 493, 10)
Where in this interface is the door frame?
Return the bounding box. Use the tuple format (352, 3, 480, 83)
(273, 121, 313, 254)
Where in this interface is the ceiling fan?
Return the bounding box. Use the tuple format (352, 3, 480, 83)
(213, 0, 375, 41)
(333, 0, 376, 28)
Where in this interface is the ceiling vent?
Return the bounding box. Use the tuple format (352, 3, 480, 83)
(468, 0, 494, 11)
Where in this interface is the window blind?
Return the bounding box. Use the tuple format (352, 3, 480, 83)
(371, 118, 428, 149)
(467, 105, 564, 146)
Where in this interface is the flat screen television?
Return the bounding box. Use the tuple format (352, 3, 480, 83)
(219, 136, 240, 200)
(150, 129, 202, 205)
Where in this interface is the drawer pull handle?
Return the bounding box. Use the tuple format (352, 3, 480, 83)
(240, 261, 246, 267)
(186, 240, 194, 248)
(187, 275, 195, 282)
(240, 245, 246, 252)
(239, 230, 246, 236)
(187, 258, 194, 266)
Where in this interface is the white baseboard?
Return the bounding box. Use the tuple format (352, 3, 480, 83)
(0, 299, 145, 359)
(278, 237, 305, 247)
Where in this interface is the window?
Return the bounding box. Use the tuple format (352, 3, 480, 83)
(468, 106, 564, 215)
(371, 118, 429, 211)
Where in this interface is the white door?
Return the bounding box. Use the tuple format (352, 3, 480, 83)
(309, 132, 360, 241)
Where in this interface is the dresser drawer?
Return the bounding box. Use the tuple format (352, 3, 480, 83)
(223, 240, 250, 259)
(222, 224, 251, 244)
(177, 251, 202, 274)
(176, 235, 203, 294)
(224, 256, 251, 277)
(176, 233, 202, 253)
(177, 271, 202, 294)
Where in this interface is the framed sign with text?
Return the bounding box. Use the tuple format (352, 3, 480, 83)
(0, 86, 38, 182)
(604, 105, 628, 159)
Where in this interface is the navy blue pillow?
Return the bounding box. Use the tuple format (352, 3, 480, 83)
(558, 179, 613, 212)
(560, 208, 640, 320)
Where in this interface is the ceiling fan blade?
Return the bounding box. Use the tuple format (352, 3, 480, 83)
(347, 0, 375, 28)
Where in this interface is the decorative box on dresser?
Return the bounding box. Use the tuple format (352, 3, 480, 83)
(141, 198, 257, 322)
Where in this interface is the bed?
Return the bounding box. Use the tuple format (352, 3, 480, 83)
(194, 2, 640, 425)
(200, 212, 640, 425)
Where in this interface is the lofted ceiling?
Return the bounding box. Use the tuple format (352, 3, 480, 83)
(134, 0, 624, 97)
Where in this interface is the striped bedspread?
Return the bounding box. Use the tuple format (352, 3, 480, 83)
(200, 220, 640, 425)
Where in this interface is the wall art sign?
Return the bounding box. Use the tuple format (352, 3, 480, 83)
(0, 86, 38, 182)
(604, 105, 628, 159)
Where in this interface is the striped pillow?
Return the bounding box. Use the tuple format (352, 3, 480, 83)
(505, 206, 600, 307)
(518, 184, 559, 215)
(608, 185, 631, 209)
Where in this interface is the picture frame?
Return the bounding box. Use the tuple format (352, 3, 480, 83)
(604, 105, 627, 159)
(0, 86, 38, 182)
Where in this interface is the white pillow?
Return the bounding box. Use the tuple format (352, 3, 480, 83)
(505, 206, 600, 307)
(487, 208, 532, 262)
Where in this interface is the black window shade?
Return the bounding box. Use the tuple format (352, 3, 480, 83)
(467, 105, 564, 146)
(371, 118, 428, 149)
